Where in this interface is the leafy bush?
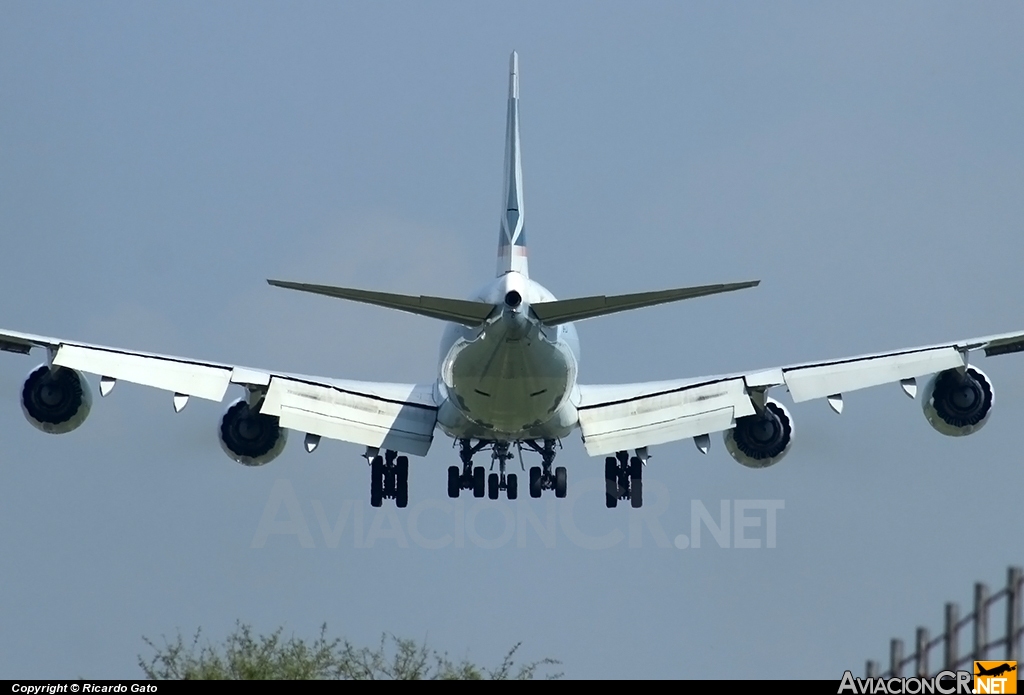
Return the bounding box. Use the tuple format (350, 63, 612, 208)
(139, 622, 561, 680)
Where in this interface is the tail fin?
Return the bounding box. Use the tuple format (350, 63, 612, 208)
(497, 51, 528, 278)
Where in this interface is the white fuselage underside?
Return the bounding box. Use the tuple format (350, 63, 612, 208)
(435, 272, 581, 442)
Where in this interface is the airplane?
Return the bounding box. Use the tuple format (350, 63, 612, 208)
(3, 51, 1024, 510)
(975, 663, 1017, 678)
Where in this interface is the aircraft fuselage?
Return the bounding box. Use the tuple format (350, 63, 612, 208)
(435, 271, 581, 441)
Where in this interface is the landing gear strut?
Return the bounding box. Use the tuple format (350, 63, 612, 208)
(370, 449, 408, 508)
(449, 438, 549, 500)
(487, 442, 518, 500)
(448, 439, 486, 498)
(525, 439, 566, 499)
(605, 450, 643, 508)
(448, 439, 519, 499)
(446, 440, 647, 507)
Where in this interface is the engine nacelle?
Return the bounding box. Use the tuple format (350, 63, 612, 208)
(723, 397, 794, 468)
(218, 398, 287, 466)
(922, 366, 993, 437)
(21, 364, 92, 434)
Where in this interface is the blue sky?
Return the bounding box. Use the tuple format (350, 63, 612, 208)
(1, 2, 1022, 678)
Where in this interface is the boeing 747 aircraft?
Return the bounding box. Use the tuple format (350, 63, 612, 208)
(3, 53, 1024, 509)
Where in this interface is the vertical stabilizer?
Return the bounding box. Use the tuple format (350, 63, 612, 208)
(497, 51, 529, 277)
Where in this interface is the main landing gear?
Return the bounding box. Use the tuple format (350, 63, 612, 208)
(365, 443, 646, 509)
(448, 438, 566, 500)
(523, 439, 566, 499)
(369, 449, 408, 508)
(605, 450, 645, 509)
(448, 440, 520, 500)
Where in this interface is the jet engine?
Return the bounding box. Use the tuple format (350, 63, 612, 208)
(21, 364, 92, 434)
(723, 397, 794, 468)
(922, 366, 993, 437)
(218, 398, 288, 466)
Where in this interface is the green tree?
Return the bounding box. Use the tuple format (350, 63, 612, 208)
(139, 622, 561, 680)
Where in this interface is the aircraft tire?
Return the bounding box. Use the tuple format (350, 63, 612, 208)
(488, 473, 500, 500)
(370, 456, 384, 508)
(555, 466, 567, 498)
(507, 473, 518, 500)
(447, 466, 460, 498)
(605, 457, 618, 508)
(473, 466, 486, 498)
(630, 456, 643, 508)
(396, 456, 409, 508)
(630, 480, 643, 508)
(529, 467, 542, 498)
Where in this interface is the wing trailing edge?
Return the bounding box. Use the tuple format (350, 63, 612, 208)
(530, 280, 760, 326)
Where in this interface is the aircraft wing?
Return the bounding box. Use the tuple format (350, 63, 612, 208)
(0, 328, 438, 456)
(575, 329, 1024, 457)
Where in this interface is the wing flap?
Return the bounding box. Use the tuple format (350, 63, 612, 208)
(983, 335, 1024, 357)
(0, 338, 33, 355)
(581, 406, 736, 457)
(260, 377, 437, 456)
(782, 346, 964, 402)
(0, 328, 59, 352)
(578, 378, 752, 456)
(53, 344, 233, 401)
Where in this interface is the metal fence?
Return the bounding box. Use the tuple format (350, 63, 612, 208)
(865, 566, 1023, 678)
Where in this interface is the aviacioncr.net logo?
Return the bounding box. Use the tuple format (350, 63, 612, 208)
(838, 670, 974, 694)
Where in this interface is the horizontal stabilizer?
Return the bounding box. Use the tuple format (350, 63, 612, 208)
(530, 281, 759, 326)
(267, 280, 495, 326)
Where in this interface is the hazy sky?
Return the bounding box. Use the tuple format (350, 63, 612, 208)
(1, 2, 1022, 679)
